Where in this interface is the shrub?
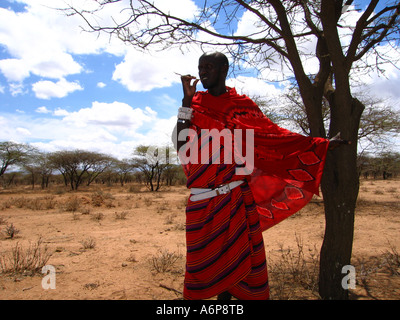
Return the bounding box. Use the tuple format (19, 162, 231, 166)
(0, 238, 52, 275)
(114, 211, 128, 220)
(80, 237, 96, 250)
(149, 249, 182, 273)
(64, 196, 81, 212)
(91, 212, 104, 221)
(3, 223, 20, 239)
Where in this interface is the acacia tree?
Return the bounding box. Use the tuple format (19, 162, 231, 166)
(22, 150, 54, 189)
(49, 150, 113, 190)
(0, 141, 34, 178)
(65, 0, 400, 299)
(132, 145, 176, 191)
(113, 158, 136, 186)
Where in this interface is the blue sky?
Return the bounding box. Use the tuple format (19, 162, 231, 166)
(0, 0, 399, 159)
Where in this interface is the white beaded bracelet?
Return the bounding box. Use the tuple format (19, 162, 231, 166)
(177, 107, 193, 120)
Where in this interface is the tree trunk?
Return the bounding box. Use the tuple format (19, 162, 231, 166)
(319, 153, 357, 299)
(319, 97, 364, 299)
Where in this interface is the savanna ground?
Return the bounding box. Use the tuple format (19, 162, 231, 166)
(0, 179, 399, 300)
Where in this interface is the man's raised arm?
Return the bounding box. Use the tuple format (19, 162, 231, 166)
(172, 75, 199, 151)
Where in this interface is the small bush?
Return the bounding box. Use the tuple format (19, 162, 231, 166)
(3, 223, 20, 239)
(150, 249, 182, 273)
(27, 196, 56, 210)
(91, 190, 115, 207)
(91, 212, 104, 221)
(269, 235, 319, 299)
(64, 196, 81, 212)
(80, 237, 96, 250)
(115, 211, 128, 220)
(0, 238, 52, 275)
(7, 196, 56, 211)
(0, 200, 12, 210)
(383, 245, 400, 276)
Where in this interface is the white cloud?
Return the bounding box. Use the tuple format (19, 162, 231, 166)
(0, 7, 82, 82)
(0, 0, 202, 95)
(227, 76, 283, 99)
(32, 78, 83, 99)
(16, 127, 31, 136)
(97, 82, 106, 88)
(35, 106, 51, 114)
(0, 58, 30, 82)
(112, 48, 199, 92)
(0, 1, 128, 85)
(0, 100, 173, 159)
(61, 101, 157, 131)
(142, 116, 177, 146)
(9, 82, 26, 96)
(53, 108, 70, 117)
(30, 53, 83, 80)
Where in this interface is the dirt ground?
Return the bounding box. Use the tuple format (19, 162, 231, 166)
(0, 179, 399, 300)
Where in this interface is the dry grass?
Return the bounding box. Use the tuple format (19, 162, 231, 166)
(64, 196, 81, 212)
(268, 237, 400, 300)
(268, 235, 320, 299)
(5, 196, 57, 211)
(2, 223, 20, 239)
(114, 211, 129, 220)
(80, 237, 96, 250)
(91, 212, 104, 221)
(0, 238, 52, 275)
(149, 249, 183, 273)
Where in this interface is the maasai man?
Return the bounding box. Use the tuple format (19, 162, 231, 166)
(172, 52, 348, 300)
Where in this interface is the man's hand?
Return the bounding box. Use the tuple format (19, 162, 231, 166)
(328, 132, 351, 150)
(181, 75, 199, 107)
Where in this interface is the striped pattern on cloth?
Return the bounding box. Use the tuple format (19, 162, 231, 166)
(184, 165, 269, 300)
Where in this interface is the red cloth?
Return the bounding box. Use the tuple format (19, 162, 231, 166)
(186, 87, 329, 231)
(179, 87, 328, 300)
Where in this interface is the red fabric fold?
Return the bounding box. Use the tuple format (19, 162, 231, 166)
(187, 87, 329, 231)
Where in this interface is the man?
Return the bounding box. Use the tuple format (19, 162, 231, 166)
(173, 52, 348, 300)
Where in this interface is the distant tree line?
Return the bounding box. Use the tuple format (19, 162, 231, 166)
(1, 141, 398, 192)
(0, 141, 186, 191)
(358, 151, 400, 180)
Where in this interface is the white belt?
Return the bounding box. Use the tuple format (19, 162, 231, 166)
(190, 180, 244, 202)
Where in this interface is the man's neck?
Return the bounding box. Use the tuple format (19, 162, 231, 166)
(208, 84, 227, 97)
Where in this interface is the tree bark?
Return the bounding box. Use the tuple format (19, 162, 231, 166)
(319, 96, 364, 299)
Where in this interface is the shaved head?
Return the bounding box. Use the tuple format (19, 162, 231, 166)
(200, 52, 229, 69)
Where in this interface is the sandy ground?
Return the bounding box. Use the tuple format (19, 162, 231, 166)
(0, 179, 399, 300)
